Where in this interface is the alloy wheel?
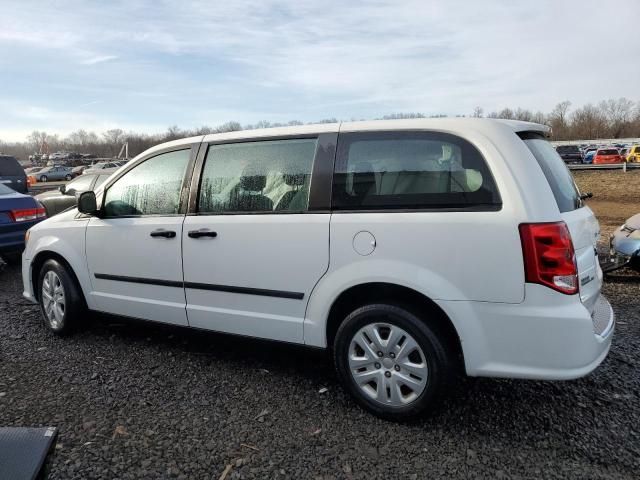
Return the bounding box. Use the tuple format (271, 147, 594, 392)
(42, 270, 65, 329)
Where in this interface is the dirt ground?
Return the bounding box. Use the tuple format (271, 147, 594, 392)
(573, 170, 640, 235)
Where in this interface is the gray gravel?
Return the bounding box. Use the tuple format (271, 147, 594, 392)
(1, 261, 639, 479)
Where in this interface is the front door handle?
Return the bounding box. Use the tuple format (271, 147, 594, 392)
(150, 229, 176, 239)
(188, 229, 218, 239)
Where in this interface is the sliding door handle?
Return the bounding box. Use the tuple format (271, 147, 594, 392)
(150, 229, 176, 238)
(188, 229, 218, 239)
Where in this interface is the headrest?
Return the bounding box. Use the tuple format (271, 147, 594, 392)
(240, 165, 266, 191)
(283, 173, 306, 186)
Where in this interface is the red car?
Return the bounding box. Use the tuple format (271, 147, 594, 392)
(593, 148, 623, 164)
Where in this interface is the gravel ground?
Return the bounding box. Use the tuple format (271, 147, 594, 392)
(0, 260, 639, 479)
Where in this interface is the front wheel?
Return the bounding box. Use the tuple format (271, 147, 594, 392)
(64, 174, 72, 181)
(333, 303, 453, 420)
(39, 175, 48, 182)
(37, 259, 85, 335)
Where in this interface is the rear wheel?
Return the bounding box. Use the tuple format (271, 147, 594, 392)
(37, 259, 85, 335)
(64, 174, 72, 181)
(334, 303, 452, 420)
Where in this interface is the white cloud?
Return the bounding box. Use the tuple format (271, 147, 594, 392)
(81, 55, 118, 65)
(0, 0, 639, 140)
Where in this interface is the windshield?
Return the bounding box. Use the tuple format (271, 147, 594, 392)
(520, 133, 581, 213)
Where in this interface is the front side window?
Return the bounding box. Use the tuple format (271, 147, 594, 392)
(198, 138, 317, 214)
(65, 174, 94, 193)
(332, 132, 501, 210)
(103, 149, 190, 217)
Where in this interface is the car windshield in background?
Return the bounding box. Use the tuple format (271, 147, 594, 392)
(558, 146, 579, 152)
(0, 156, 24, 176)
(0, 184, 15, 195)
(598, 149, 618, 155)
(520, 133, 581, 213)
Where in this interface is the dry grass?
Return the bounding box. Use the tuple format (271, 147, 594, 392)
(573, 170, 640, 235)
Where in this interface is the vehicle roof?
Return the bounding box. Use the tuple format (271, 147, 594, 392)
(138, 118, 551, 161)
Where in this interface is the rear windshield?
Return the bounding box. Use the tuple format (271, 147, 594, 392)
(519, 133, 581, 213)
(0, 184, 15, 195)
(598, 149, 618, 155)
(0, 156, 24, 176)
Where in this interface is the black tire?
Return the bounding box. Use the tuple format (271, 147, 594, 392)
(333, 303, 453, 420)
(40, 175, 48, 182)
(37, 259, 86, 335)
(1, 252, 22, 265)
(64, 174, 72, 181)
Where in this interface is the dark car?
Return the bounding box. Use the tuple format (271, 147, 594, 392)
(0, 183, 46, 264)
(0, 155, 28, 193)
(555, 145, 584, 164)
(35, 173, 111, 217)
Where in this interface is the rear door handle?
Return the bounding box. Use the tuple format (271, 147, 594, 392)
(150, 229, 176, 238)
(188, 229, 218, 239)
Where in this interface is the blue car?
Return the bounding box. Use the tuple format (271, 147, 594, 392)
(0, 183, 47, 264)
(583, 150, 596, 164)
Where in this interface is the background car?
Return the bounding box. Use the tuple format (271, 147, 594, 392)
(0, 183, 46, 264)
(36, 165, 74, 182)
(0, 155, 28, 193)
(609, 213, 640, 273)
(593, 148, 623, 164)
(583, 150, 596, 164)
(71, 165, 87, 177)
(24, 166, 45, 175)
(83, 162, 121, 175)
(35, 173, 111, 217)
(619, 147, 628, 160)
(555, 145, 584, 163)
(626, 145, 640, 162)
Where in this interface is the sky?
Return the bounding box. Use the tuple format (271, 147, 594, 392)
(1, 0, 639, 142)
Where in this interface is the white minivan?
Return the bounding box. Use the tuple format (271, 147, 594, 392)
(22, 119, 614, 419)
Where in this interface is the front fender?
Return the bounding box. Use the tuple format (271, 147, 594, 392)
(27, 222, 94, 309)
(303, 259, 466, 348)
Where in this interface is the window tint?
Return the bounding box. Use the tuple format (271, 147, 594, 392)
(198, 139, 317, 214)
(332, 132, 500, 210)
(0, 156, 24, 176)
(103, 149, 190, 217)
(520, 133, 581, 213)
(66, 174, 94, 192)
(598, 149, 618, 155)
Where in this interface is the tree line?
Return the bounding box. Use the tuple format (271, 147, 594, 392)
(1, 98, 638, 161)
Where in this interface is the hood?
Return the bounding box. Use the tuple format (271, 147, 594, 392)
(625, 213, 640, 231)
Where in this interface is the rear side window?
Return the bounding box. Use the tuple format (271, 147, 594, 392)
(198, 138, 317, 214)
(520, 133, 581, 213)
(598, 149, 618, 155)
(0, 156, 24, 176)
(332, 131, 501, 210)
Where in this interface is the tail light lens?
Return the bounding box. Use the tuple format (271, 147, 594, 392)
(10, 207, 47, 222)
(519, 222, 578, 295)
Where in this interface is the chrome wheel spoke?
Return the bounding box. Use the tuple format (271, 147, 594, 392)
(396, 336, 419, 361)
(352, 369, 380, 386)
(363, 325, 385, 353)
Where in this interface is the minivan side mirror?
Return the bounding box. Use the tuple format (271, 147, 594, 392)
(77, 191, 99, 215)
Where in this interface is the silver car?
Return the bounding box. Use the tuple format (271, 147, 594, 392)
(36, 166, 74, 182)
(606, 213, 640, 273)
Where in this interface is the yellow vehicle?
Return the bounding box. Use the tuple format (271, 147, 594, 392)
(627, 145, 640, 162)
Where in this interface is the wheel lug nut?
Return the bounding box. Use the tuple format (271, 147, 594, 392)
(377, 351, 383, 357)
(374, 362, 381, 369)
(384, 371, 391, 378)
(394, 365, 400, 371)
(389, 352, 396, 359)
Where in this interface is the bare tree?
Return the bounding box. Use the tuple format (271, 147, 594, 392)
(472, 107, 484, 118)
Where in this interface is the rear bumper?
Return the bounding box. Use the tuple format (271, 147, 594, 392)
(0, 220, 42, 253)
(439, 284, 614, 380)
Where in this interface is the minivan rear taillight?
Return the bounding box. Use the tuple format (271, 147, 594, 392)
(519, 222, 578, 295)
